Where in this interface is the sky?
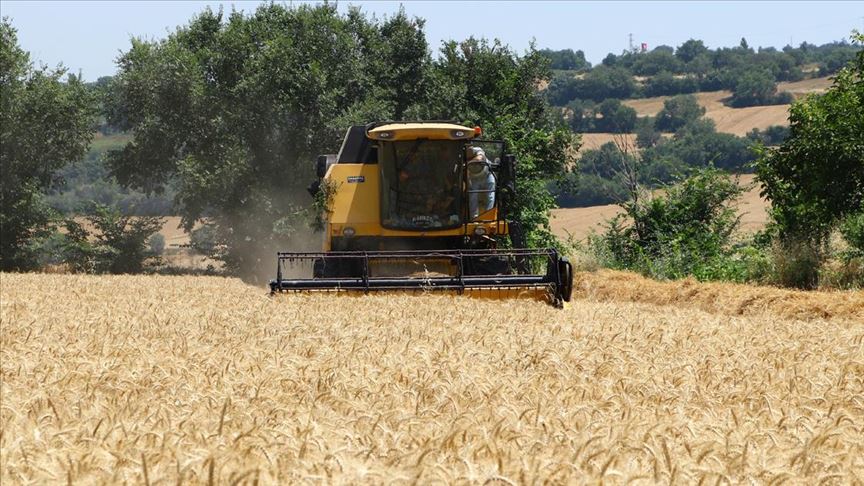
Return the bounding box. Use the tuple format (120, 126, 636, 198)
(2, 0, 862, 81)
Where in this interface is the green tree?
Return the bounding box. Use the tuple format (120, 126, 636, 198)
(539, 48, 589, 71)
(631, 49, 683, 76)
(755, 33, 864, 242)
(58, 205, 163, 274)
(366, 8, 430, 120)
(546, 72, 580, 106)
(654, 94, 705, 132)
(644, 71, 699, 97)
(676, 39, 708, 63)
(420, 38, 577, 247)
(729, 69, 791, 107)
(580, 65, 635, 101)
(663, 122, 756, 172)
(0, 18, 97, 270)
(635, 117, 661, 148)
(566, 98, 596, 132)
(596, 98, 637, 133)
(104, 5, 431, 279)
(596, 168, 746, 281)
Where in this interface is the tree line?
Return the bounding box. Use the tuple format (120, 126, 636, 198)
(544, 37, 856, 108)
(1, 6, 574, 278)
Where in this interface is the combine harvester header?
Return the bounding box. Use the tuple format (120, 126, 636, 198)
(270, 121, 573, 306)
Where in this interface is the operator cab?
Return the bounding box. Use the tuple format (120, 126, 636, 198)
(367, 122, 504, 231)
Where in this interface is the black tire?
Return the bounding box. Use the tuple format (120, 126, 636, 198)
(558, 257, 573, 303)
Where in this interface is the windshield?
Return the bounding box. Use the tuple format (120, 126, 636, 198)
(380, 140, 463, 230)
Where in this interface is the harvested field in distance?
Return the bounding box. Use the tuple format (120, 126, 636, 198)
(2, 273, 863, 483)
(551, 174, 769, 240)
(622, 76, 832, 136)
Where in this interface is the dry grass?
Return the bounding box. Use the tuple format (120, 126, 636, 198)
(2, 272, 863, 484)
(576, 269, 864, 322)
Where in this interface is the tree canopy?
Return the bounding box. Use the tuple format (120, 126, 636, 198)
(755, 33, 864, 241)
(104, 4, 575, 278)
(0, 18, 97, 270)
(654, 94, 705, 132)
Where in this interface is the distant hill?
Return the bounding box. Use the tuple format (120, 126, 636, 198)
(576, 75, 832, 156)
(623, 76, 833, 135)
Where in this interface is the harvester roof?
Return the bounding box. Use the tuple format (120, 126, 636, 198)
(367, 122, 479, 141)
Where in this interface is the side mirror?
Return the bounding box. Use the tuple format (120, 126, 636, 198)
(500, 154, 516, 190)
(315, 155, 328, 178)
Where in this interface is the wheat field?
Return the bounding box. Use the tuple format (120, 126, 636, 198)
(2, 273, 863, 484)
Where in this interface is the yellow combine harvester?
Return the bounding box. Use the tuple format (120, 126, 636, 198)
(270, 121, 573, 306)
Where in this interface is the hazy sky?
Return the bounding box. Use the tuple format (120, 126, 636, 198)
(3, 1, 861, 81)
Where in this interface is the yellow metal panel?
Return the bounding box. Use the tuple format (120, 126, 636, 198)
(325, 162, 508, 240)
(274, 288, 553, 305)
(368, 123, 478, 141)
(329, 221, 507, 239)
(328, 164, 380, 225)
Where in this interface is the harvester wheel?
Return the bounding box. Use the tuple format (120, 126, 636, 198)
(558, 257, 573, 302)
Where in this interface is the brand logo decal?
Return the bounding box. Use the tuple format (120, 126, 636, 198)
(347, 176, 365, 183)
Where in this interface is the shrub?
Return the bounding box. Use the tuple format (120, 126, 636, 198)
(148, 233, 166, 256)
(770, 238, 821, 289)
(654, 95, 705, 132)
(555, 173, 629, 207)
(818, 257, 864, 289)
(57, 219, 97, 273)
(728, 70, 793, 107)
(594, 168, 745, 281)
(746, 125, 791, 145)
(57, 205, 164, 274)
(87, 206, 163, 273)
(839, 211, 864, 258)
(190, 223, 221, 256)
(595, 99, 637, 133)
(635, 117, 661, 148)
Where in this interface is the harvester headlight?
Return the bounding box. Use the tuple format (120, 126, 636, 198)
(474, 226, 487, 236)
(342, 227, 356, 237)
